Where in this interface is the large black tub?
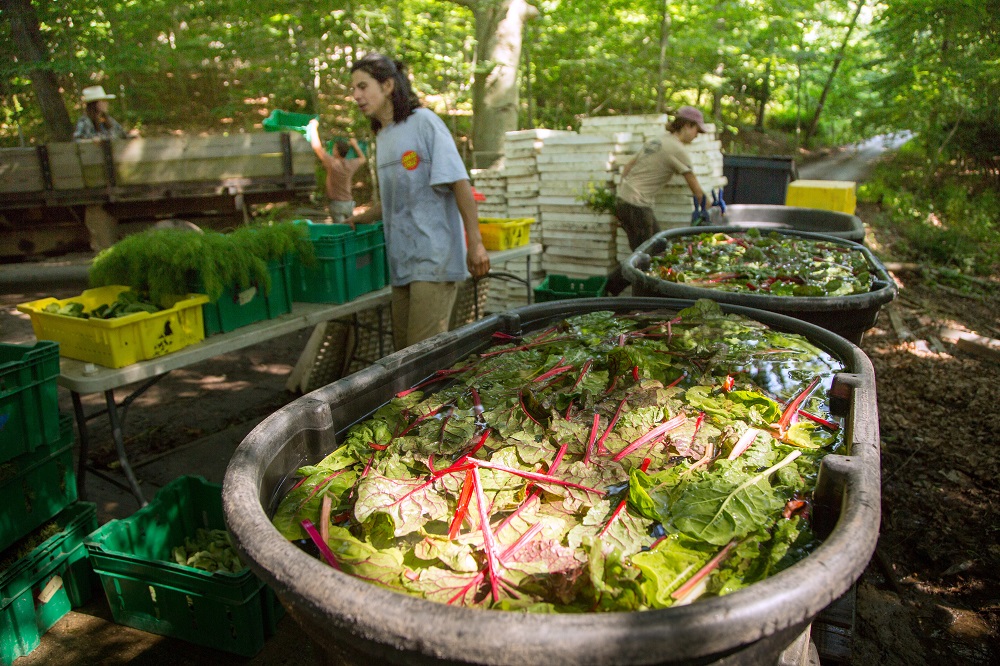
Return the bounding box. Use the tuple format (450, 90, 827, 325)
(223, 298, 880, 666)
(709, 204, 866, 244)
(623, 227, 896, 344)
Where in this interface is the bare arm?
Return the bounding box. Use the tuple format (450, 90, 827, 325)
(683, 171, 706, 202)
(452, 179, 490, 279)
(620, 155, 638, 180)
(349, 138, 367, 165)
(307, 119, 330, 164)
(344, 201, 382, 231)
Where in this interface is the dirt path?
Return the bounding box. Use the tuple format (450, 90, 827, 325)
(798, 134, 913, 182)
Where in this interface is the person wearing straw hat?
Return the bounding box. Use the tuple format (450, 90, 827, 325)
(605, 105, 711, 296)
(73, 85, 133, 141)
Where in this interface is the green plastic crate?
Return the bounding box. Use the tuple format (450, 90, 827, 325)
(199, 259, 293, 336)
(533, 275, 608, 302)
(0, 502, 97, 666)
(293, 219, 354, 242)
(85, 476, 282, 657)
(292, 223, 387, 304)
(0, 341, 61, 465)
(0, 414, 76, 554)
(324, 138, 369, 160)
(261, 109, 317, 136)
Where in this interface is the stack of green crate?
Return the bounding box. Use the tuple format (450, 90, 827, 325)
(0, 341, 61, 465)
(0, 340, 99, 664)
(290, 220, 388, 304)
(1, 503, 97, 666)
(85, 476, 283, 657)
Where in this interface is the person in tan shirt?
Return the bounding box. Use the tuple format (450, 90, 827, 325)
(307, 118, 367, 223)
(606, 106, 709, 295)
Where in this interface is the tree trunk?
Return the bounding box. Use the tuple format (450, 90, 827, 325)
(804, 0, 865, 148)
(755, 57, 771, 130)
(655, 1, 671, 113)
(1, 0, 74, 141)
(457, 0, 538, 169)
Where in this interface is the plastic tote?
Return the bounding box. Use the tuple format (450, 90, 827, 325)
(17, 286, 209, 369)
(261, 110, 318, 136)
(621, 226, 896, 345)
(222, 297, 881, 666)
(0, 340, 61, 464)
(85, 476, 283, 657)
(710, 204, 866, 244)
(0, 502, 97, 666)
(1, 414, 77, 554)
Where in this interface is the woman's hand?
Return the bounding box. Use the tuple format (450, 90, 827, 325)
(467, 243, 490, 279)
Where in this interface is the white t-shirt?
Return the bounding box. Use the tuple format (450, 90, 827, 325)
(375, 107, 470, 286)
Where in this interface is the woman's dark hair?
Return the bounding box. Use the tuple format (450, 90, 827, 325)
(351, 53, 421, 133)
(85, 100, 111, 131)
(334, 140, 351, 157)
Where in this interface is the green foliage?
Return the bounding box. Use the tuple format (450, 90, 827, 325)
(860, 155, 1000, 275)
(579, 181, 617, 215)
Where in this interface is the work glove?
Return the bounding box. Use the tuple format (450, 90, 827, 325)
(711, 189, 727, 214)
(691, 195, 710, 225)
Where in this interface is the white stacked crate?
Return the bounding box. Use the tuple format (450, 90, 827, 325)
(471, 167, 507, 217)
(580, 114, 727, 265)
(534, 134, 619, 279)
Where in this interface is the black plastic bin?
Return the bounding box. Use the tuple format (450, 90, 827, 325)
(621, 226, 896, 344)
(712, 204, 866, 244)
(723, 155, 798, 205)
(223, 297, 881, 666)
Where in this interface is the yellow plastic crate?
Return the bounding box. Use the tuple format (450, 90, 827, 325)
(478, 218, 533, 251)
(785, 179, 857, 215)
(17, 286, 209, 369)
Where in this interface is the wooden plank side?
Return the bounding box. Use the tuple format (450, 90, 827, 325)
(47, 142, 87, 190)
(77, 141, 109, 188)
(114, 137, 189, 185)
(0, 147, 45, 193)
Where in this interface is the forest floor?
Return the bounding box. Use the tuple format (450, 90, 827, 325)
(849, 202, 1000, 665)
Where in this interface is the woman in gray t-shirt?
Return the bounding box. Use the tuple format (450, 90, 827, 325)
(343, 54, 490, 351)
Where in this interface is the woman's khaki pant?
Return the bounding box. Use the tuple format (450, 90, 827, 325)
(391, 281, 459, 351)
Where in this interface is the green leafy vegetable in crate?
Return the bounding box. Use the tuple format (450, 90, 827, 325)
(0, 521, 61, 572)
(90, 222, 313, 303)
(171, 528, 246, 574)
(647, 228, 873, 296)
(42, 290, 162, 319)
(272, 300, 845, 612)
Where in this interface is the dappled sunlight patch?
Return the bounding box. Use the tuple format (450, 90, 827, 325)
(252, 362, 294, 376)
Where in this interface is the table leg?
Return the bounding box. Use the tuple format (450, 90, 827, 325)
(104, 388, 147, 506)
(71, 391, 90, 501)
(526, 255, 533, 304)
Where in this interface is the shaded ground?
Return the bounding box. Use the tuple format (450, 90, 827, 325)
(849, 203, 1000, 665)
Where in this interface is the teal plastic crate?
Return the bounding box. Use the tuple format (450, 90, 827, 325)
(85, 476, 282, 657)
(200, 259, 293, 336)
(0, 414, 76, 554)
(0, 341, 61, 465)
(293, 219, 354, 242)
(261, 109, 317, 136)
(292, 223, 387, 304)
(0, 502, 97, 666)
(533, 275, 608, 302)
(324, 138, 369, 160)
